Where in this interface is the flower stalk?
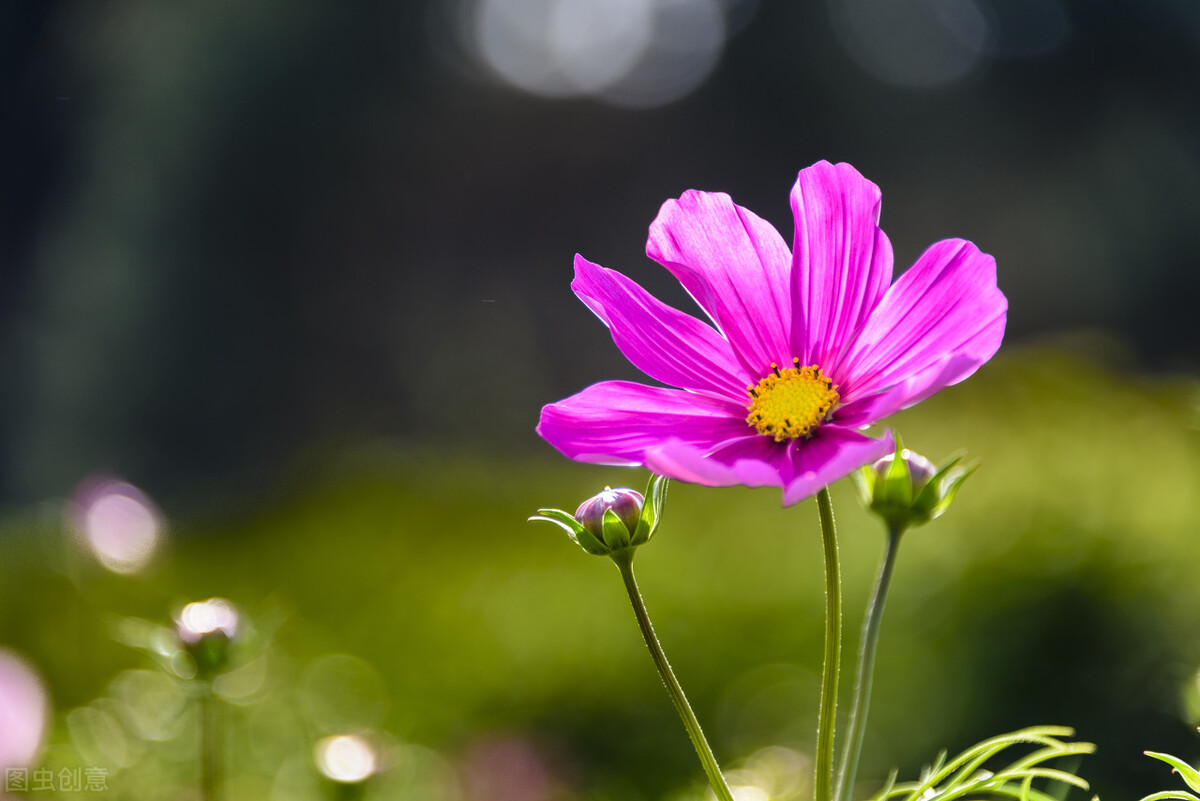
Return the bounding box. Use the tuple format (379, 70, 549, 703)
(814, 486, 842, 801)
(200, 684, 221, 801)
(836, 442, 978, 801)
(612, 550, 735, 801)
(835, 526, 902, 801)
(532, 477, 732, 799)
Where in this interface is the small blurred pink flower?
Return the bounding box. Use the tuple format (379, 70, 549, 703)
(70, 477, 163, 574)
(539, 161, 1006, 505)
(0, 650, 48, 774)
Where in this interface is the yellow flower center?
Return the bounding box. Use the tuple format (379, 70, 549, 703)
(746, 359, 840, 442)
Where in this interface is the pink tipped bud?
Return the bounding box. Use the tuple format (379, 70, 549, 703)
(574, 486, 644, 545)
(870, 449, 938, 493)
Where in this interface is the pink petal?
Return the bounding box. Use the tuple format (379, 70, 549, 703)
(837, 238, 1006, 412)
(780, 427, 895, 506)
(835, 352, 982, 426)
(645, 426, 894, 507)
(645, 434, 788, 489)
(571, 255, 750, 402)
(646, 190, 793, 376)
(537, 381, 751, 466)
(789, 161, 894, 371)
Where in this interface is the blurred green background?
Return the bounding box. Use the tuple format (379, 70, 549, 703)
(2, 346, 1199, 799)
(2, 1, 1200, 799)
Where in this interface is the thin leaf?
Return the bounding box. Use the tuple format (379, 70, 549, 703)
(636, 473, 668, 544)
(1146, 752, 1200, 795)
(529, 511, 607, 555)
(870, 727, 1090, 801)
(1138, 792, 1200, 801)
(530, 508, 583, 533)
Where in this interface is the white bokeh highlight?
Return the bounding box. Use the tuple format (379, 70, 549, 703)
(315, 734, 379, 783)
(176, 598, 240, 644)
(470, 0, 726, 107)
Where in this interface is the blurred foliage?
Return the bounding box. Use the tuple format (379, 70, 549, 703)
(0, 343, 1199, 799)
(869, 726, 1094, 801)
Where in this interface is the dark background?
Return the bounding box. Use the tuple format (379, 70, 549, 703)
(2, 0, 1198, 505)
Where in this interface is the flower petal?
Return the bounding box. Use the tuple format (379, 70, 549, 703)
(571, 255, 750, 401)
(644, 426, 894, 506)
(835, 352, 984, 426)
(780, 428, 895, 506)
(537, 381, 751, 465)
(644, 435, 788, 489)
(789, 161, 894, 370)
(837, 238, 1006, 413)
(646, 190, 793, 376)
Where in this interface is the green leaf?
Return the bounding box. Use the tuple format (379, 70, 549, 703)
(529, 510, 608, 555)
(934, 450, 968, 478)
(601, 508, 631, 549)
(869, 726, 1093, 801)
(913, 452, 968, 512)
(852, 465, 876, 506)
(635, 473, 668, 545)
(881, 435, 913, 506)
(572, 526, 611, 555)
(930, 464, 979, 521)
(1146, 752, 1200, 795)
(530, 508, 584, 535)
(1137, 792, 1200, 801)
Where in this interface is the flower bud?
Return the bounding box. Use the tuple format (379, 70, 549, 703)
(175, 598, 240, 678)
(872, 449, 937, 491)
(531, 474, 668, 559)
(854, 438, 977, 534)
(575, 487, 643, 546)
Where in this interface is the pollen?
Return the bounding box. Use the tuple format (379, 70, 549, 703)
(746, 359, 840, 442)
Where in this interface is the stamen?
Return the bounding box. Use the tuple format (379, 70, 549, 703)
(745, 362, 840, 442)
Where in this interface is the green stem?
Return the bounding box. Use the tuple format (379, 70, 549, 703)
(835, 527, 902, 801)
(815, 487, 842, 801)
(613, 552, 735, 801)
(200, 684, 220, 801)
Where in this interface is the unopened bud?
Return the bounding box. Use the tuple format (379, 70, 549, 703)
(872, 450, 937, 491)
(854, 438, 977, 534)
(575, 487, 643, 544)
(531, 474, 669, 559)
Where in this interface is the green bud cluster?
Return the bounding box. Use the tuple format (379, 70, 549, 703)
(853, 438, 977, 534)
(530, 473, 668, 560)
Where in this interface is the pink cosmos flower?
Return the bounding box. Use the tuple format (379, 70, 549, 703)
(538, 161, 1006, 506)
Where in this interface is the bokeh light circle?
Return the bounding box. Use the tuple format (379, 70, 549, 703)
(176, 598, 240, 643)
(829, 0, 990, 88)
(315, 734, 379, 783)
(471, 0, 726, 107)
